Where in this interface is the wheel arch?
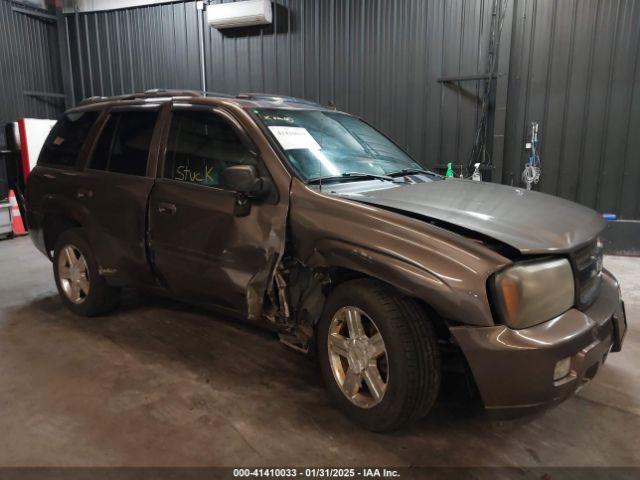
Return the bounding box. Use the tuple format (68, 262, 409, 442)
(42, 212, 83, 258)
(305, 239, 462, 323)
(324, 266, 450, 338)
(315, 273, 442, 430)
(317, 270, 479, 407)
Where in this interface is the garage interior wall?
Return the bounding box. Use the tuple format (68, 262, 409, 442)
(2, 0, 640, 220)
(0, 0, 66, 145)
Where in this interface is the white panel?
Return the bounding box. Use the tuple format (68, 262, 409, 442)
(206, 0, 272, 29)
(21, 119, 56, 176)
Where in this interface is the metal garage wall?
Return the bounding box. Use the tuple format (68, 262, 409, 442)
(0, 0, 65, 146)
(502, 0, 640, 219)
(66, 1, 202, 99)
(66, 0, 497, 172)
(64, 0, 640, 219)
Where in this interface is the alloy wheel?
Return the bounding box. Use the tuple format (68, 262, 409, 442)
(57, 245, 90, 304)
(327, 306, 389, 408)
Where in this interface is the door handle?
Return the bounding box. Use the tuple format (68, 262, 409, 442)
(76, 188, 93, 198)
(157, 202, 177, 215)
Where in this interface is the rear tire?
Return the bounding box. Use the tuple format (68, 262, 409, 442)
(317, 278, 440, 431)
(53, 228, 120, 316)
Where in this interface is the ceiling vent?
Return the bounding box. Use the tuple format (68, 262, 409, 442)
(206, 0, 272, 29)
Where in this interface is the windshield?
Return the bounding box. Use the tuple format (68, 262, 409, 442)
(253, 108, 424, 182)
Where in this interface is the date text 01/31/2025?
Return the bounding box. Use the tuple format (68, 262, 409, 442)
(232, 468, 401, 478)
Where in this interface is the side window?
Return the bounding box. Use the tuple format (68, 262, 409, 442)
(163, 109, 256, 188)
(39, 111, 99, 167)
(89, 110, 158, 176)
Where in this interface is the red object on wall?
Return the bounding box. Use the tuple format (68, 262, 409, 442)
(17, 118, 31, 183)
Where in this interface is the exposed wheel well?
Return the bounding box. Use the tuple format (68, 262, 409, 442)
(43, 214, 81, 258)
(327, 266, 450, 340)
(327, 266, 367, 288)
(319, 272, 479, 403)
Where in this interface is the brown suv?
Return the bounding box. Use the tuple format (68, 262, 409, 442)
(26, 90, 627, 431)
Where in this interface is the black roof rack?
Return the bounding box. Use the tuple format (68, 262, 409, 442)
(77, 95, 108, 106)
(203, 91, 235, 98)
(143, 89, 236, 99)
(143, 88, 203, 97)
(77, 89, 205, 106)
(76, 90, 321, 107)
(236, 93, 322, 107)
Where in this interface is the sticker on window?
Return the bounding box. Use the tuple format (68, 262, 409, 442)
(268, 126, 321, 151)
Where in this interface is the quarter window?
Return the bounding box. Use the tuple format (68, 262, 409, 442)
(163, 110, 256, 188)
(89, 110, 158, 176)
(39, 111, 99, 167)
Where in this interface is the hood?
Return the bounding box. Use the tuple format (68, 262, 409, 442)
(339, 179, 605, 254)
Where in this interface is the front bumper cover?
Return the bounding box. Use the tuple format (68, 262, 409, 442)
(451, 271, 626, 416)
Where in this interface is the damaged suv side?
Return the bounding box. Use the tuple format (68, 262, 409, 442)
(26, 90, 627, 431)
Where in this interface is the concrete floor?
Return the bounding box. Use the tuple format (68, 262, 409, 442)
(0, 235, 638, 467)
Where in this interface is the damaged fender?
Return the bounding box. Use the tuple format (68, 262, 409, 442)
(305, 239, 484, 327)
(287, 179, 512, 328)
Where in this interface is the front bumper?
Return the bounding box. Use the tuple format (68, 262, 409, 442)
(451, 271, 626, 416)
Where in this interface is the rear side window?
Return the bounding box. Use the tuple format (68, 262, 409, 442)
(89, 110, 158, 176)
(163, 109, 256, 188)
(39, 111, 99, 167)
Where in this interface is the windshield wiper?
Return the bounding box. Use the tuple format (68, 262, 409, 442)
(307, 172, 397, 185)
(388, 167, 440, 177)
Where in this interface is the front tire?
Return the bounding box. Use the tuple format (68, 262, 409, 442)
(318, 279, 440, 431)
(53, 228, 120, 316)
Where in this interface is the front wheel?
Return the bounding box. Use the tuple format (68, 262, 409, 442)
(317, 279, 440, 431)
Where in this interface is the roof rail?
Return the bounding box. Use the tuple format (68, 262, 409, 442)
(77, 95, 108, 106)
(76, 89, 205, 107)
(143, 89, 203, 98)
(202, 91, 235, 98)
(236, 93, 322, 107)
(75, 90, 324, 108)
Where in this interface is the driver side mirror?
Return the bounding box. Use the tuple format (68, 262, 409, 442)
(221, 165, 269, 198)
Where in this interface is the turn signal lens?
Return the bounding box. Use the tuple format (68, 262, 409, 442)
(500, 276, 521, 323)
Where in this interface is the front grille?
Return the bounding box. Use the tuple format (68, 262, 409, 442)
(572, 240, 603, 309)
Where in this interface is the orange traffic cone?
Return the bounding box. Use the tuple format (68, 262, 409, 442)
(8, 190, 27, 236)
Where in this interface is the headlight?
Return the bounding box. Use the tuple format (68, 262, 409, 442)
(491, 258, 575, 329)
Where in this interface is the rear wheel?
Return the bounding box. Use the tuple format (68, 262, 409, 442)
(318, 279, 440, 431)
(53, 229, 120, 316)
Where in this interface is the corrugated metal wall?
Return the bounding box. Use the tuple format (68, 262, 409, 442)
(67, 0, 498, 177)
(3, 0, 639, 218)
(0, 0, 65, 145)
(503, 0, 640, 219)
